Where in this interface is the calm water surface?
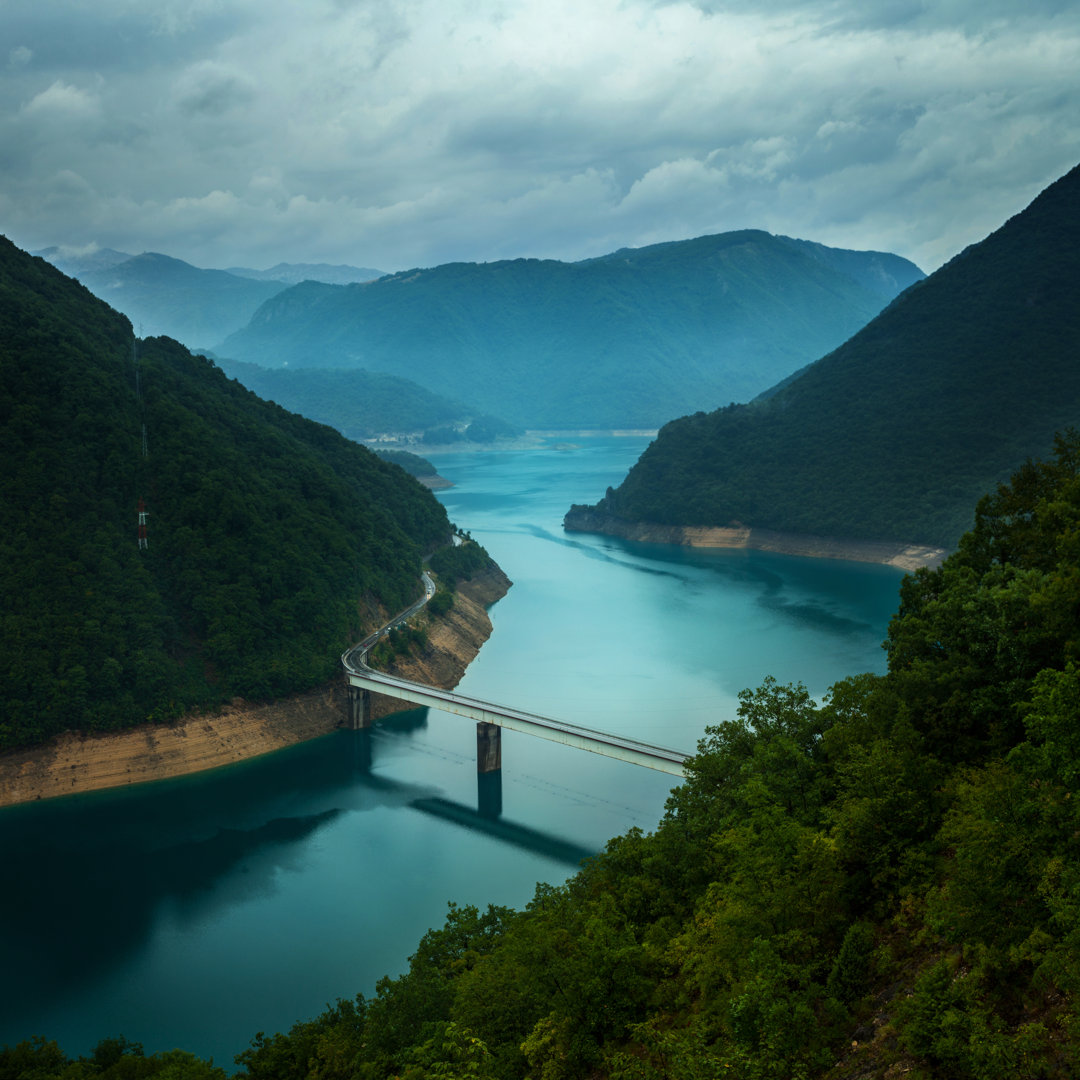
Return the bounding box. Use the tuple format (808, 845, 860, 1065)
(0, 436, 906, 1067)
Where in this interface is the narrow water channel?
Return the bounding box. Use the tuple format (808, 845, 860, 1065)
(0, 436, 906, 1068)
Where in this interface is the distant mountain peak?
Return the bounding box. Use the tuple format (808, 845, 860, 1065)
(221, 230, 924, 429)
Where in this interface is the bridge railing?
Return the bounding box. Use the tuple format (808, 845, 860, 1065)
(343, 617, 691, 776)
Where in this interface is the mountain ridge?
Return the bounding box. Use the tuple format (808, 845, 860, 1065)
(0, 235, 457, 752)
(219, 230, 924, 428)
(567, 162, 1080, 551)
(226, 261, 385, 285)
(32, 248, 386, 349)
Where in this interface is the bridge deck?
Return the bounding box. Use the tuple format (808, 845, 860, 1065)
(343, 650, 690, 777)
(340, 572, 692, 777)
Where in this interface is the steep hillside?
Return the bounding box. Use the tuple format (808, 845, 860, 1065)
(0, 236, 453, 752)
(212, 357, 520, 443)
(23, 440, 1073, 1079)
(218, 232, 924, 429)
(569, 163, 1080, 550)
(74, 253, 289, 348)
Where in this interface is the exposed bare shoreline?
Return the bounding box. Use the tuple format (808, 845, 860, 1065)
(563, 507, 947, 572)
(0, 569, 511, 809)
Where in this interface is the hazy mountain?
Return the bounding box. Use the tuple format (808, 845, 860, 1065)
(567, 163, 1080, 550)
(227, 262, 386, 285)
(213, 357, 521, 443)
(72, 252, 289, 349)
(0, 236, 452, 751)
(218, 232, 924, 429)
(34, 245, 133, 276)
(35, 248, 386, 348)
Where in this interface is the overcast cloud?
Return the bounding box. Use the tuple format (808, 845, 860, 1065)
(2, 0, 1078, 274)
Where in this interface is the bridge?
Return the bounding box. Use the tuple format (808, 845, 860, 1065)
(341, 574, 691, 779)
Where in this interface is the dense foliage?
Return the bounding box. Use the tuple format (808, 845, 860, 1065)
(0, 1036, 225, 1080)
(213, 358, 520, 444)
(219, 232, 922, 428)
(218, 435, 1079, 1079)
(582, 163, 1080, 549)
(0, 238, 453, 750)
(374, 451, 439, 478)
(427, 538, 498, 590)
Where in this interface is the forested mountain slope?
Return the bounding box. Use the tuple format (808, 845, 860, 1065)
(212, 357, 520, 444)
(569, 163, 1080, 550)
(218, 232, 923, 429)
(15, 435, 1079, 1080)
(0, 237, 452, 752)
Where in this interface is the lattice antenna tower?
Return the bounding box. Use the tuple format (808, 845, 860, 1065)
(137, 497, 149, 550)
(133, 330, 150, 550)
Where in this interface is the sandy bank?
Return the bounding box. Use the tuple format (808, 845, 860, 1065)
(563, 507, 946, 572)
(0, 567, 511, 809)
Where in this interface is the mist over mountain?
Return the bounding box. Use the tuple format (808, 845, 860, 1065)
(568, 163, 1080, 550)
(32, 250, 386, 352)
(218, 231, 924, 429)
(70, 252, 289, 349)
(33, 245, 134, 276)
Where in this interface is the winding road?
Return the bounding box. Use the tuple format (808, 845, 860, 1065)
(341, 571, 691, 777)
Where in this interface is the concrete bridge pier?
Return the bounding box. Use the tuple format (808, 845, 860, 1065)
(477, 721, 502, 773)
(348, 686, 372, 729)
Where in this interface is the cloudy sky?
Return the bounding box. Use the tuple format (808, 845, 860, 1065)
(2, 0, 1078, 276)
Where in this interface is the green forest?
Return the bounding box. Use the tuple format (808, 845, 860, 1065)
(0, 237, 454, 751)
(580, 163, 1080, 550)
(7, 434, 1080, 1078)
(212, 358, 521, 445)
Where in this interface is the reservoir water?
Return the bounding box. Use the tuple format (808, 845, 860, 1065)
(0, 436, 907, 1067)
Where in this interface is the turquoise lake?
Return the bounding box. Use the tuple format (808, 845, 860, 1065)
(0, 435, 908, 1067)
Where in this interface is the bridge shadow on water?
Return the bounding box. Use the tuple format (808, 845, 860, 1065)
(410, 787, 594, 867)
(352, 723, 596, 868)
(0, 720, 594, 1043)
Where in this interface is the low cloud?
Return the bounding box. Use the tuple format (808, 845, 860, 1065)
(23, 78, 99, 117)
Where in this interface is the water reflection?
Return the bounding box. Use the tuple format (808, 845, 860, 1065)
(0, 806, 342, 1025)
(412, 796, 592, 866)
(0, 437, 904, 1063)
(596, 534, 897, 641)
(520, 523, 687, 577)
(477, 770, 503, 819)
(0, 712, 592, 1041)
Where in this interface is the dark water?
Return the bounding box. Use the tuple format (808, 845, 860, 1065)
(0, 436, 906, 1067)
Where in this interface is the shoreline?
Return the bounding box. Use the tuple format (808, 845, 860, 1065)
(562, 507, 947, 571)
(368, 428, 658, 456)
(0, 568, 511, 809)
